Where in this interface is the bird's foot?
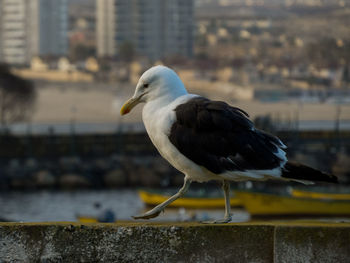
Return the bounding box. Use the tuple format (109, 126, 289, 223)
(132, 209, 163, 220)
(201, 215, 232, 224)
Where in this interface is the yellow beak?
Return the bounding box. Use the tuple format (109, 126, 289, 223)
(120, 97, 141, 115)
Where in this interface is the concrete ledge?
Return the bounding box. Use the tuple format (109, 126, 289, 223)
(0, 222, 349, 263)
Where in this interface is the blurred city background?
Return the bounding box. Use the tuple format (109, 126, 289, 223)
(0, 0, 350, 223)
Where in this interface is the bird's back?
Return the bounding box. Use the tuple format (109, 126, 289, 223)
(169, 97, 287, 174)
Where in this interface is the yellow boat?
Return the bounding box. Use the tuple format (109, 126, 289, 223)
(76, 214, 117, 223)
(76, 216, 99, 223)
(291, 189, 350, 200)
(235, 190, 350, 216)
(138, 189, 242, 208)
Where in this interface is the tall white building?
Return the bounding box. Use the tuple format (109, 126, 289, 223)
(96, 0, 194, 60)
(96, 0, 115, 57)
(0, 0, 68, 65)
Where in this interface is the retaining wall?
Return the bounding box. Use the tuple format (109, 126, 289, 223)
(0, 221, 349, 262)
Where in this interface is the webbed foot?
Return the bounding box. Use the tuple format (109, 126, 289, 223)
(132, 209, 163, 220)
(201, 215, 232, 224)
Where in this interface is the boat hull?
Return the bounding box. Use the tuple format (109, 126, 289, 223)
(235, 191, 350, 215)
(291, 189, 350, 200)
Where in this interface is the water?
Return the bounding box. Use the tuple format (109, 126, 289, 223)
(0, 190, 250, 223)
(0, 190, 143, 222)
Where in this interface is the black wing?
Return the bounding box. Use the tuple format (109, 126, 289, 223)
(168, 97, 286, 174)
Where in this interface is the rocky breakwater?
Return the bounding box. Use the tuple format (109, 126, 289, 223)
(0, 155, 183, 190)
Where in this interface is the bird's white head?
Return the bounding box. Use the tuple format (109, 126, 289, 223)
(120, 65, 187, 115)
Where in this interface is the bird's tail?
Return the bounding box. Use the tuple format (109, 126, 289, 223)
(281, 161, 338, 184)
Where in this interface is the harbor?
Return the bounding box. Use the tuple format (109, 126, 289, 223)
(1, 0, 350, 262)
(2, 186, 350, 224)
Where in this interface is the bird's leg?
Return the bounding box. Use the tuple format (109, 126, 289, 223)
(133, 178, 191, 220)
(222, 180, 233, 222)
(203, 180, 232, 224)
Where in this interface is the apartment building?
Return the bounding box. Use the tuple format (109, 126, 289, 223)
(0, 0, 68, 65)
(96, 0, 194, 60)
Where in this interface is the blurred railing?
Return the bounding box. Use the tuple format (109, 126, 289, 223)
(0, 133, 158, 159)
(0, 130, 349, 159)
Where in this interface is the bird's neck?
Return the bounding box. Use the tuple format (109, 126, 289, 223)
(142, 89, 190, 123)
(150, 85, 188, 108)
(161, 90, 188, 106)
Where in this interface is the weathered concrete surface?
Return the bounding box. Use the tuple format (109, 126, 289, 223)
(0, 221, 349, 263)
(274, 223, 350, 263)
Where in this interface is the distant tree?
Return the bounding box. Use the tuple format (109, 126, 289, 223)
(254, 115, 276, 133)
(0, 64, 37, 130)
(305, 38, 350, 67)
(70, 44, 96, 62)
(342, 65, 350, 83)
(119, 41, 135, 62)
(195, 34, 208, 47)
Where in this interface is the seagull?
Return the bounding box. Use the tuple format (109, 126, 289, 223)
(120, 65, 338, 223)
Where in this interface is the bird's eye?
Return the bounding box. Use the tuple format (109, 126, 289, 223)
(143, 83, 149, 88)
